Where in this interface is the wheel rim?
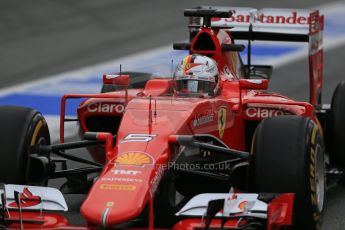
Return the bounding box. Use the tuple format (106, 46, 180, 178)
(315, 143, 325, 212)
(27, 133, 50, 185)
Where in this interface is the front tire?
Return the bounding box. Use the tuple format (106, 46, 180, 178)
(251, 115, 325, 229)
(0, 106, 50, 184)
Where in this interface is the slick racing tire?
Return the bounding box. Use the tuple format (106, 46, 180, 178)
(251, 115, 325, 230)
(101, 72, 152, 93)
(329, 81, 345, 167)
(0, 106, 50, 184)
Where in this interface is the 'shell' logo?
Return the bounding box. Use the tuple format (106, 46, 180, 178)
(115, 152, 154, 167)
(8, 187, 41, 208)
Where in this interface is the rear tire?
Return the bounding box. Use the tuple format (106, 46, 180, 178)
(0, 106, 50, 184)
(329, 81, 345, 167)
(251, 115, 325, 229)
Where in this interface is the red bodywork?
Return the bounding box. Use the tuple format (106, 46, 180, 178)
(76, 29, 317, 228)
(7, 7, 324, 230)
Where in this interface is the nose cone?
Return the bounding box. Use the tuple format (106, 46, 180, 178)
(80, 166, 151, 227)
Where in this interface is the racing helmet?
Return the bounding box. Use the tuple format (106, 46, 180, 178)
(174, 54, 219, 97)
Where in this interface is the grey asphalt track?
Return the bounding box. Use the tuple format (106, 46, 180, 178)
(1, 0, 345, 229)
(0, 0, 337, 88)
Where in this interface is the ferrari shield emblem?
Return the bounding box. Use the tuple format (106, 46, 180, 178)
(218, 107, 227, 138)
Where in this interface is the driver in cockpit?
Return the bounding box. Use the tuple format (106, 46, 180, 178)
(174, 54, 219, 97)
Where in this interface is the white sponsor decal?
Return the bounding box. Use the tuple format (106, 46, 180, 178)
(245, 107, 286, 119)
(149, 164, 165, 197)
(192, 113, 214, 128)
(224, 11, 310, 25)
(4, 184, 67, 211)
(87, 103, 125, 113)
(105, 74, 120, 80)
(112, 169, 142, 175)
(176, 193, 267, 217)
(121, 134, 157, 143)
(247, 79, 263, 85)
(100, 177, 143, 183)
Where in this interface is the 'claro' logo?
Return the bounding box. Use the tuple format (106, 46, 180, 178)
(245, 107, 290, 119)
(87, 102, 125, 114)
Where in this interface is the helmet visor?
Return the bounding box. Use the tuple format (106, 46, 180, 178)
(176, 79, 215, 95)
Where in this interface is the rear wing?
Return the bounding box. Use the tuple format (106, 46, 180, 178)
(187, 7, 324, 105)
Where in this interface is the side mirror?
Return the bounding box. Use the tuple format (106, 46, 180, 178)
(239, 79, 268, 90)
(173, 42, 191, 50)
(103, 74, 130, 86)
(245, 65, 273, 80)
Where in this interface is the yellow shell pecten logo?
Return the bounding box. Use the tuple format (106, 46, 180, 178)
(115, 152, 154, 166)
(218, 107, 227, 138)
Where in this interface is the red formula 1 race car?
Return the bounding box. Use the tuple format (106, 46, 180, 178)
(0, 6, 343, 230)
